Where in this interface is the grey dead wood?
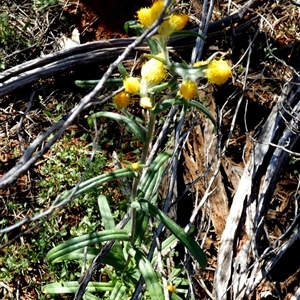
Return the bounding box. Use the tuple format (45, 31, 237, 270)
(213, 75, 300, 299)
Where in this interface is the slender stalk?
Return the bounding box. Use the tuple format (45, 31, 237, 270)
(130, 109, 156, 244)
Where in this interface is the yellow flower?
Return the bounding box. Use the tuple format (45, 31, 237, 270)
(137, 0, 165, 28)
(158, 14, 189, 37)
(123, 77, 140, 94)
(140, 96, 153, 109)
(131, 162, 140, 171)
(206, 59, 231, 86)
(113, 91, 130, 109)
(179, 80, 198, 100)
(167, 284, 176, 293)
(141, 53, 166, 85)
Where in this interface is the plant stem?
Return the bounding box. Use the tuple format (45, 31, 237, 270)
(130, 109, 156, 244)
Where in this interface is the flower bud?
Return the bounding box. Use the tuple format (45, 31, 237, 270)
(140, 96, 153, 109)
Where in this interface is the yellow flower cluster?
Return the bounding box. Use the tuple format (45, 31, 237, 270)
(205, 59, 231, 86)
(137, 0, 188, 37)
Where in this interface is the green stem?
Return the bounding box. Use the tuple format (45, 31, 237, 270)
(130, 109, 156, 244)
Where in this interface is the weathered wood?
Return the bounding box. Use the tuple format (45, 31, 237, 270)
(213, 76, 300, 299)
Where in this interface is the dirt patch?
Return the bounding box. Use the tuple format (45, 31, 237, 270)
(63, 0, 152, 42)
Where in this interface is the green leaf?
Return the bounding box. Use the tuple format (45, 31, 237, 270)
(83, 291, 103, 300)
(109, 281, 127, 300)
(52, 247, 127, 270)
(188, 100, 217, 128)
(58, 168, 137, 203)
(151, 234, 177, 265)
(171, 292, 185, 300)
(47, 229, 130, 263)
(88, 111, 147, 142)
(118, 63, 130, 78)
(153, 98, 185, 114)
(128, 247, 164, 300)
(131, 200, 207, 269)
(42, 281, 114, 294)
(138, 152, 171, 199)
(98, 195, 115, 230)
(171, 29, 205, 40)
(153, 99, 174, 114)
(97, 195, 126, 266)
(75, 79, 123, 88)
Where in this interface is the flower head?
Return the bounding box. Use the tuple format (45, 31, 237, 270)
(123, 77, 140, 94)
(158, 14, 189, 37)
(179, 80, 198, 100)
(167, 284, 176, 293)
(206, 59, 231, 86)
(113, 91, 131, 109)
(141, 53, 166, 85)
(131, 162, 140, 171)
(140, 96, 153, 109)
(137, 0, 165, 28)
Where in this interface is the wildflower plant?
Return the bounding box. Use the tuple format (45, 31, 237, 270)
(43, 0, 231, 299)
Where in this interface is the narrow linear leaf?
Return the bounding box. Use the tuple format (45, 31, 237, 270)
(171, 29, 205, 40)
(171, 292, 185, 300)
(131, 200, 207, 269)
(109, 281, 127, 300)
(42, 281, 114, 294)
(83, 291, 103, 300)
(151, 234, 177, 265)
(75, 79, 123, 89)
(47, 230, 130, 263)
(53, 247, 126, 270)
(88, 111, 147, 142)
(128, 247, 164, 300)
(118, 62, 130, 78)
(188, 100, 217, 128)
(98, 195, 115, 230)
(138, 152, 171, 197)
(59, 168, 137, 203)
